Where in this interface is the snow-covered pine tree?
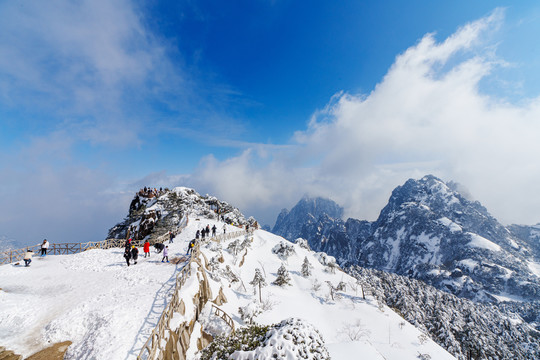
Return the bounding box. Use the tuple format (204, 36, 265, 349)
(227, 239, 241, 256)
(273, 264, 292, 287)
(301, 256, 312, 277)
(249, 268, 267, 302)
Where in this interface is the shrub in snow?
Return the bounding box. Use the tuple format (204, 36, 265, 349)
(418, 333, 429, 345)
(301, 256, 313, 277)
(311, 279, 322, 292)
(339, 319, 371, 341)
(271, 241, 296, 261)
(208, 256, 220, 272)
(238, 301, 263, 324)
(201, 318, 330, 360)
(326, 281, 341, 301)
(314, 252, 337, 267)
(221, 265, 239, 283)
(240, 237, 252, 251)
(227, 239, 241, 256)
(324, 261, 338, 274)
(295, 238, 311, 250)
(272, 264, 292, 287)
(232, 318, 330, 360)
(249, 268, 267, 302)
(200, 324, 270, 360)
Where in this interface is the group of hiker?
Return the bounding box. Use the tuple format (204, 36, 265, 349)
(123, 238, 170, 266)
(22, 239, 50, 267)
(138, 186, 165, 199)
(122, 229, 176, 266)
(195, 224, 220, 241)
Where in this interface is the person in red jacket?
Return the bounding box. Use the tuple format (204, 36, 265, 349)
(143, 240, 150, 258)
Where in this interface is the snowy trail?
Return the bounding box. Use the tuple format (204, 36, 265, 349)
(0, 218, 230, 359)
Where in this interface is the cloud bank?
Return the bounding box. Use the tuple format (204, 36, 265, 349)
(185, 9, 540, 226)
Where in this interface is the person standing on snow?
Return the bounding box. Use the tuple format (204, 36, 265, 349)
(186, 239, 196, 255)
(222, 224, 226, 234)
(143, 240, 150, 258)
(40, 239, 49, 256)
(131, 245, 139, 265)
(169, 231, 174, 243)
(124, 247, 132, 266)
(195, 230, 200, 240)
(162, 246, 169, 263)
(201, 229, 206, 241)
(211, 225, 217, 237)
(23, 249, 34, 267)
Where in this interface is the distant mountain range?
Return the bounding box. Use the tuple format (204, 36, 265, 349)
(273, 175, 540, 302)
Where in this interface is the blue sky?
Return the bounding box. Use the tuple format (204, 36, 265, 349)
(2, 1, 540, 247)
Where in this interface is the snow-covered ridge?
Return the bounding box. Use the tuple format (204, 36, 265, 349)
(0, 216, 455, 359)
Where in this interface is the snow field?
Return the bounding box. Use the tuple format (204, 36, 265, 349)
(196, 229, 456, 360)
(0, 217, 239, 359)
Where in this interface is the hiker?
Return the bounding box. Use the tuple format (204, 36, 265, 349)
(223, 224, 226, 234)
(201, 229, 206, 240)
(131, 246, 139, 265)
(162, 246, 169, 263)
(206, 225, 210, 236)
(186, 239, 196, 255)
(154, 242, 164, 253)
(212, 225, 217, 237)
(40, 239, 49, 256)
(195, 230, 200, 240)
(23, 249, 34, 267)
(169, 231, 174, 244)
(123, 247, 131, 266)
(143, 240, 150, 258)
(124, 238, 132, 250)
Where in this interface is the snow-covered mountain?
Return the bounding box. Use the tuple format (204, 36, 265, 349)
(0, 187, 457, 360)
(273, 175, 540, 302)
(107, 187, 255, 241)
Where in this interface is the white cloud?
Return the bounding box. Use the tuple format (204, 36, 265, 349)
(186, 9, 540, 226)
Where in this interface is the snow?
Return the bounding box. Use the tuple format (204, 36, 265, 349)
(437, 217, 462, 233)
(457, 259, 478, 272)
(0, 217, 456, 360)
(527, 261, 540, 277)
(466, 232, 501, 252)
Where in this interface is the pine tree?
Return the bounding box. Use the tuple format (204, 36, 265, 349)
(301, 256, 312, 277)
(249, 268, 267, 302)
(273, 264, 292, 287)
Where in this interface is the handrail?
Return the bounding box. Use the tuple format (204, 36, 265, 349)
(137, 228, 251, 360)
(0, 215, 189, 266)
(211, 304, 235, 334)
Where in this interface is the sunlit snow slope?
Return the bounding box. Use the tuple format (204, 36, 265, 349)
(0, 217, 455, 359)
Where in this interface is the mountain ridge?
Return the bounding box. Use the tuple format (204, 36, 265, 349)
(272, 175, 540, 302)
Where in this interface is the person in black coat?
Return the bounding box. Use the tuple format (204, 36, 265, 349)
(124, 247, 131, 266)
(154, 242, 165, 253)
(131, 246, 139, 265)
(186, 239, 196, 255)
